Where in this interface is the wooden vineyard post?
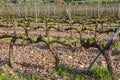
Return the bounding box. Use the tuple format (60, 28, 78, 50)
(54, 5, 56, 17)
(118, 3, 120, 19)
(66, 3, 73, 38)
(24, 1, 27, 20)
(34, 0, 38, 27)
(85, 4, 88, 17)
(47, 3, 50, 17)
(94, 20, 98, 38)
(45, 18, 49, 37)
(98, 1, 101, 19)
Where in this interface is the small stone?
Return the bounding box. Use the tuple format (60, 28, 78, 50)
(31, 51, 34, 54)
(13, 46, 16, 50)
(68, 56, 72, 59)
(80, 65, 85, 68)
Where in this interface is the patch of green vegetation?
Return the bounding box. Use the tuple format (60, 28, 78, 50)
(63, 37, 78, 47)
(15, 26, 24, 29)
(89, 38, 96, 45)
(98, 40, 107, 50)
(0, 65, 44, 80)
(1, 38, 12, 41)
(95, 67, 113, 80)
(30, 36, 38, 43)
(57, 65, 113, 80)
(57, 65, 88, 80)
(0, 37, 27, 43)
(76, 40, 81, 47)
(110, 23, 118, 27)
(85, 0, 119, 3)
(42, 36, 81, 47)
(115, 41, 120, 50)
(48, 26, 58, 31)
(0, 72, 44, 80)
(0, 64, 113, 80)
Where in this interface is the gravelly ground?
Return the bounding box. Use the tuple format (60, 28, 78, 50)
(0, 40, 119, 79)
(0, 27, 119, 79)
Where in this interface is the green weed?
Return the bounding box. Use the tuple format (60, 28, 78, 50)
(57, 65, 113, 80)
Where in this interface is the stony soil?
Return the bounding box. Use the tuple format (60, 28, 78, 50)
(0, 27, 119, 79)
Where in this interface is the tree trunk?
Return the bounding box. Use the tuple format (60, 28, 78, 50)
(45, 20, 49, 37)
(94, 21, 98, 38)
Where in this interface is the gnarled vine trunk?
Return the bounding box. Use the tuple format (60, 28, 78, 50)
(48, 44, 59, 69)
(104, 42, 120, 79)
(8, 31, 17, 67)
